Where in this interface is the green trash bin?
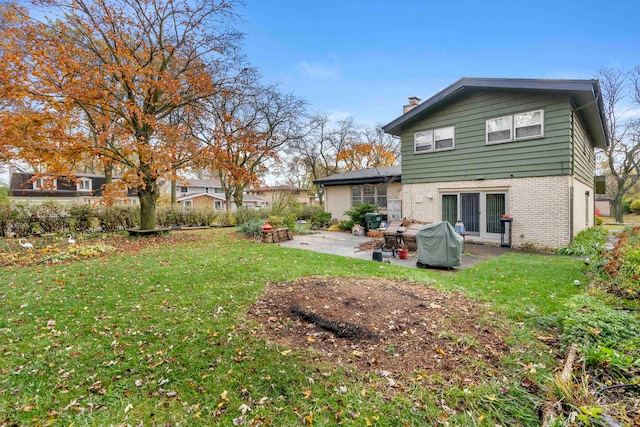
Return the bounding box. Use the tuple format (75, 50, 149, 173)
(364, 213, 383, 232)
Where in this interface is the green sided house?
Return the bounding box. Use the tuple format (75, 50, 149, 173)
(382, 77, 609, 249)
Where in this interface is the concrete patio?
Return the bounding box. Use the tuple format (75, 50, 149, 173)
(278, 230, 511, 270)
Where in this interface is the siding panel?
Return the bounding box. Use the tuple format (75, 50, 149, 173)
(401, 90, 573, 183)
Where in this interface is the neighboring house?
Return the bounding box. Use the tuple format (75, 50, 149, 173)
(166, 178, 266, 211)
(177, 192, 265, 211)
(379, 77, 609, 249)
(8, 171, 139, 205)
(314, 165, 402, 222)
(595, 197, 612, 218)
(245, 185, 318, 207)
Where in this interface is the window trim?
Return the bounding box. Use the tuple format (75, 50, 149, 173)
(414, 126, 455, 154)
(514, 109, 544, 141)
(486, 115, 513, 144)
(77, 178, 92, 191)
(486, 109, 544, 145)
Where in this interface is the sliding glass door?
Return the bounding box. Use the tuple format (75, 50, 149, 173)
(441, 191, 507, 240)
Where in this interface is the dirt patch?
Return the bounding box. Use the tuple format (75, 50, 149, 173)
(246, 276, 510, 384)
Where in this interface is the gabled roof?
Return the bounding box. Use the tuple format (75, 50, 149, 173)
(382, 77, 609, 149)
(313, 165, 401, 186)
(178, 193, 225, 202)
(176, 178, 222, 188)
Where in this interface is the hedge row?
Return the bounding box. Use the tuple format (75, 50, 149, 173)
(0, 202, 328, 237)
(0, 202, 236, 237)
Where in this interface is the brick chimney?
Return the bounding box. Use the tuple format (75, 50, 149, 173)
(403, 96, 421, 114)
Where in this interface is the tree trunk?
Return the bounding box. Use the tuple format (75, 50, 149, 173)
(233, 185, 245, 210)
(138, 172, 160, 230)
(104, 163, 113, 185)
(171, 179, 177, 205)
(613, 192, 624, 223)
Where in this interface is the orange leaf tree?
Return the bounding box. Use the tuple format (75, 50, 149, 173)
(0, 0, 246, 229)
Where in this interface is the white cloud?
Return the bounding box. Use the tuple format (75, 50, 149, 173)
(296, 60, 341, 81)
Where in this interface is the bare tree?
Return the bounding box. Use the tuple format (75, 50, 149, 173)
(193, 78, 305, 213)
(597, 67, 640, 222)
(284, 112, 345, 204)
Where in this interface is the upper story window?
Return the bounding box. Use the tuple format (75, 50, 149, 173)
(33, 177, 57, 190)
(515, 110, 543, 139)
(487, 110, 544, 144)
(77, 178, 92, 191)
(180, 186, 188, 193)
(214, 187, 223, 194)
(414, 126, 455, 153)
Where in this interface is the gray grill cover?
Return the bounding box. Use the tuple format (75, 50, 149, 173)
(416, 221, 464, 268)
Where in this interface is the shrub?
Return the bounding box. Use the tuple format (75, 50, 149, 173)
(594, 216, 603, 226)
(556, 226, 609, 257)
(344, 203, 378, 227)
(0, 186, 8, 205)
(97, 206, 139, 231)
(298, 205, 324, 221)
(337, 220, 354, 231)
(311, 211, 332, 228)
(69, 204, 95, 232)
(630, 200, 640, 214)
(235, 207, 267, 225)
(236, 218, 264, 239)
(266, 215, 285, 229)
(622, 198, 633, 214)
(32, 202, 70, 234)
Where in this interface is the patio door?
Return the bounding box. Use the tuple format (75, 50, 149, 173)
(441, 191, 506, 240)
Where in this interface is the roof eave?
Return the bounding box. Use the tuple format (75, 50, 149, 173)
(314, 176, 401, 187)
(382, 78, 611, 146)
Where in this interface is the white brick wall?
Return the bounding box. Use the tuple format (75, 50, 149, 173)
(324, 186, 352, 221)
(401, 176, 584, 249)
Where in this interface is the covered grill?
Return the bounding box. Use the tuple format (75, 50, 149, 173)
(415, 221, 463, 268)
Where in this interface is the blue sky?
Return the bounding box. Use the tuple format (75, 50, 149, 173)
(240, 0, 639, 126)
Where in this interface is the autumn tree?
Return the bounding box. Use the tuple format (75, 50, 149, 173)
(0, 0, 246, 229)
(596, 67, 640, 222)
(281, 115, 400, 203)
(193, 78, 305, 213)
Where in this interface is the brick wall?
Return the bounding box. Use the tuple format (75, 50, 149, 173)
(401, 176, 583, 249)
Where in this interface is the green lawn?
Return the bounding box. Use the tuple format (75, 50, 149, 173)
(0, 229, 591, 426)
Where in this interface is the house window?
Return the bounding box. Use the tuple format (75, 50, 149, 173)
(214, 188, 223, 194)
(180, 186, 188, 193)
(351, 184, 387, 208)
(414, 126, 455, 153)
(434, 126, 455, 150)
(33, 177, 57, 190)
(214, 200, 222, 210)
(182, 200, 192, 211)
(515, 110, 543, 139)
(414, 130, 433, 152)
(487, 110, 544, 144)
(486, 115, 512, 143)
(77, 178, 92, 191)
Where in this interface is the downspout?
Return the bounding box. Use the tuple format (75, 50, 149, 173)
(569, 109, 575, 243)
